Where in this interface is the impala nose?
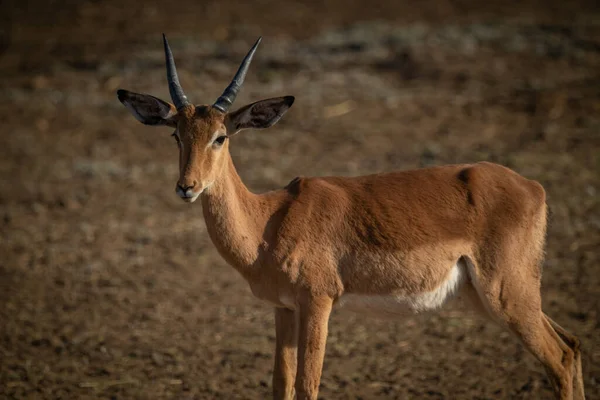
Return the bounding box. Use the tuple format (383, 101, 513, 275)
(176, 181, 199, 200)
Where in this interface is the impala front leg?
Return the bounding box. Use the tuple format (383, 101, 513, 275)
(295, 295, 333, 400)
(273, 307, 298, 400)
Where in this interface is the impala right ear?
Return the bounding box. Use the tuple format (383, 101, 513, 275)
(224, 96, 294, 135)
(117, 89, 178, 127)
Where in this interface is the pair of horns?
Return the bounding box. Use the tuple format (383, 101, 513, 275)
(163, 34, 261, 112)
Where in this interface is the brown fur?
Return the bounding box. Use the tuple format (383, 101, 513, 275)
(119, 98, 585, 399)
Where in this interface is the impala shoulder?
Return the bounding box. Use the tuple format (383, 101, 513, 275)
(284, 176, 306, 196)
(284, 176, 348, 199)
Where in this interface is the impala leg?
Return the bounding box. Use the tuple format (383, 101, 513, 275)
(295, 295, 333, 400)
(471, 270, 576, 400)
(273, 307, 299, 400)
(544, 314, 586, 400)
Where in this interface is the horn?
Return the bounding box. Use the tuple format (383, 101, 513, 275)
(213, 37, 262, 113)
(163, 34, 190, 109)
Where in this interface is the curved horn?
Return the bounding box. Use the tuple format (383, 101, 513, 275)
(213, 37, 262, 113)
(163, 34, 189, 109)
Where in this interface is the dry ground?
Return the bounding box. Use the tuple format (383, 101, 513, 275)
(1, 1, 599, 399)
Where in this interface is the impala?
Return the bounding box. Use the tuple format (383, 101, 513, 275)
(117, 35, 585, 400)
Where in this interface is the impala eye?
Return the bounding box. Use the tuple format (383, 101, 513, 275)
(214, 136, 227, 146)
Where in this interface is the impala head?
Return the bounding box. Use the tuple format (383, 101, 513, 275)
(117, 35, 294, 203)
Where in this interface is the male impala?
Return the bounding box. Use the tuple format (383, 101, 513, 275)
(117, 35, 585, 400)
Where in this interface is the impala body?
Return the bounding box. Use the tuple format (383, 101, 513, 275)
(117, 36, 585, 400)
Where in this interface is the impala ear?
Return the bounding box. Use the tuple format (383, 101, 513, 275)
(224, 96, 294, 135)
(117, 89, 178, 127)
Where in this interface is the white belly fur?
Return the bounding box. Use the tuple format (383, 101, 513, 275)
(338, 262, 467, 317)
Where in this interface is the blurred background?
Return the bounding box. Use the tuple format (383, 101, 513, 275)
(1, 0, 599, 399)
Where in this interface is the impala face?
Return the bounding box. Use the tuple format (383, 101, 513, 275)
(172, 106, 229, 202)
(117, 35, 294, 203)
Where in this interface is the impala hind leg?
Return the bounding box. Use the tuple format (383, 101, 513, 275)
(470, 271, 577, 400)
(544, 314, 585, 399)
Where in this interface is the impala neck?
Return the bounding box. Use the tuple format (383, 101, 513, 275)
(200, 152, 280, 276)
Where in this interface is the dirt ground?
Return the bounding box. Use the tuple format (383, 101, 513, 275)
(1, 1, 599, 399)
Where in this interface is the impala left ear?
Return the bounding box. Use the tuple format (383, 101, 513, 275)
(117, 89, 178, 127)
(225, 96, 294, 135)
